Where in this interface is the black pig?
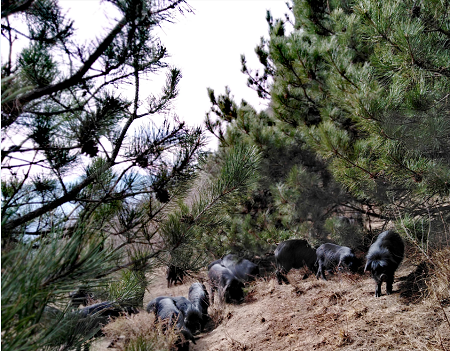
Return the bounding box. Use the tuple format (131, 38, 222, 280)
(274, 239, 317, 284)
(147, 297, 196, 349)
(208, 254, 260, 283)
(316, 243, 358, 280)
(188, 282, 209, 331)
(208, 263, 245, 304)
(365, 230, 404, 297)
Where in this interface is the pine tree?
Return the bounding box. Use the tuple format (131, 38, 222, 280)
(205, 87, 366, 251)
(205, 0, 449, 252)
(1, 0, 202, 239)
(238, 0, 450, 245)
(1, 1, 262, 350)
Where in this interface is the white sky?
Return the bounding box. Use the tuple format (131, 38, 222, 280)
(57, 0, 289, 149)
(2, 1, 289, 150)
(158, 1, 289, 124)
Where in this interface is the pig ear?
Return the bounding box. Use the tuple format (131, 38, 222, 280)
(364, 260, 371, 272)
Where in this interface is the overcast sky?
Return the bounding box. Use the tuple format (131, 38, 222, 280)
(157, 1, 289, 126)
(57, 0, 289, 149)
(2, 1, 289, 150)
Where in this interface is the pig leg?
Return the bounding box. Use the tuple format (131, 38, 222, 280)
(386, 275, 394, 295)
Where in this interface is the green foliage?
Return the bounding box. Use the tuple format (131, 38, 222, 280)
(278, 0, 450, 197)
(1, 225, 117, 351)
(324, 216, 364, 248)
(159, 143, 262, 267)
(396, 209, 450, 252)
(1, 0, 199, 238)
(205, 84, 365, 252)
(18, 42, 58, 87)
(241, 0, 449, 242)
(108, 269, 147, 308)
(204, 0, 449, 256)
(0, 1, 226, 350)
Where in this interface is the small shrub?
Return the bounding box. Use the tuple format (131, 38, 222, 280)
(428, 247, 450, 304)
(338, 328, 353, 346)
(207, 304, 232, 330)
(397, 213, 450, 304)
(244, 282, 259, 303)
(103, 312, 178, 351)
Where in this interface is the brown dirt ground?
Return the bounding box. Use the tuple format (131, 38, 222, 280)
(93, 258, 450, 351)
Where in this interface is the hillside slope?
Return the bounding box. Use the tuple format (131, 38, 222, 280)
(96, 259, 449, 351)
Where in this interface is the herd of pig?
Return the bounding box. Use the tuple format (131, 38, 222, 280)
(61, 230, 405, 350)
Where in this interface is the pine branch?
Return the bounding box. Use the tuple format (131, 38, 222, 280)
(3, 16, 128, 127)
(1, 0, 35, 18)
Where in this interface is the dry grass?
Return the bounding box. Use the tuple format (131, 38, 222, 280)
(91, 247, 450, 351)
(102, 312, 179, 351)
(189, 260, 449, 351)
(428, 247, 450, 350)
(206, 304, 231, 330)
(428, 247, 450, 303)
